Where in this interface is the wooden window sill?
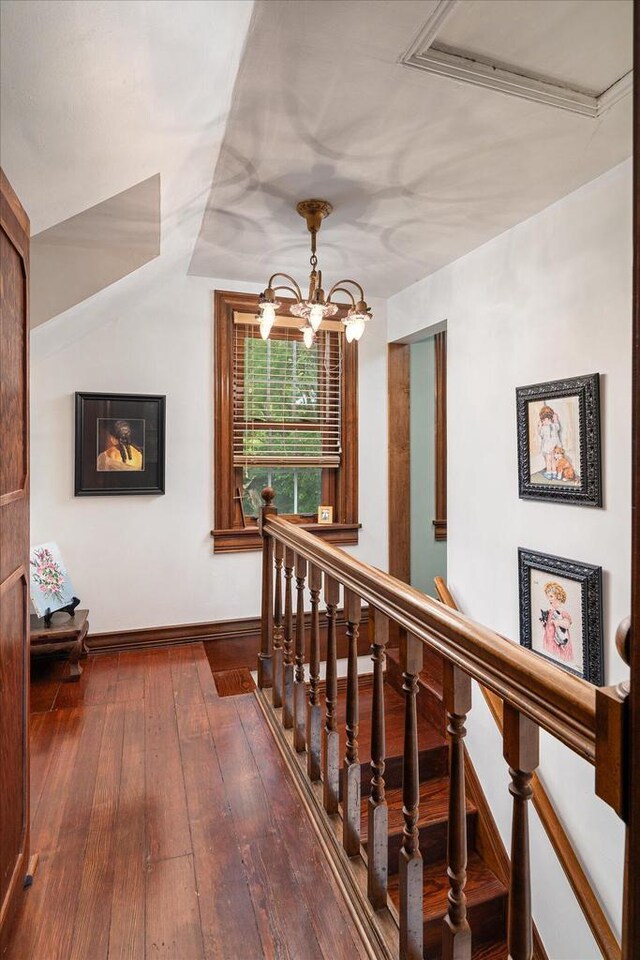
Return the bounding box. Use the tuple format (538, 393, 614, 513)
(211, 523, 361, 554)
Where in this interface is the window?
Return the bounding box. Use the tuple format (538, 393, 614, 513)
(213, 290, 359, 552)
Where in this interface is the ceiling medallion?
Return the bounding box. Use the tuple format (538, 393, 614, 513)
(257, 199, 372, 347)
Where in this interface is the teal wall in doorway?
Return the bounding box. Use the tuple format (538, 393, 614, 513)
(410, 338, 447, 597)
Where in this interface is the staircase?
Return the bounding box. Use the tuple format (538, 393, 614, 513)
(255, 507, 628, 960)
(330, 650, 510, 960)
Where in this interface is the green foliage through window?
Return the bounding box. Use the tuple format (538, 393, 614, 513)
(242, 467, 322, 517)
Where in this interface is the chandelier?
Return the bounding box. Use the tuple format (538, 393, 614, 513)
(257, 199, 372, 347)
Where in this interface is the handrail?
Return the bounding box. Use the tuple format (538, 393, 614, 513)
(264, 515, 597, 762)
(434, 576, 621, 960)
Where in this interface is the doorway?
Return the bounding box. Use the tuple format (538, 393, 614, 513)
(387, 325, 447, 598)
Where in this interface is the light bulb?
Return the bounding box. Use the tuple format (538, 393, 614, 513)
(309, 303, 324, 332)
(260, 302, 276, 324)
(350, 314, 366, 341)
(302, 325, 315, 349)
(345, 321, 355, 343)
(258, 301, 276, 340)
(260, 316, 274, 340)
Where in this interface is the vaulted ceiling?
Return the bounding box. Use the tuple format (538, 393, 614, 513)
(0, 0, 633, 319)
(190, 0, 633, 297)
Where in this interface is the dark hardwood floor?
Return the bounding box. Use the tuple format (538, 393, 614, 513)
(7, 644, 369, 960)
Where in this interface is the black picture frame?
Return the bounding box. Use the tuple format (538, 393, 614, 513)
(75, 392, 165, 496)
(518, 548, 604, 686)
(516, 373, 602, 506)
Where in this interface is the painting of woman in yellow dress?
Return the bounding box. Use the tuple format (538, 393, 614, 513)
(97, 419, 144, 471)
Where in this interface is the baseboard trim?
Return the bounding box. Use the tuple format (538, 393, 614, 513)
(253, 686, 398, 960)
(88, 607, 371, 654)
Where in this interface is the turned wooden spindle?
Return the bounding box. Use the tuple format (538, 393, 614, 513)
(343, 589, 362, 857)
(282, 546, 295, 729)
(368, 608, 389, 909)
(294, 554, 308, 752)
(399, 632, 424, 960)
(442, 662, 472, 960)
(398, 633, 424, 960)
(272, 539, 284, 709)
(258, 487, 276, 689)
(323, 574, 340, 814)
(307, 563, 323, 781)
(503, 703, 540, 960)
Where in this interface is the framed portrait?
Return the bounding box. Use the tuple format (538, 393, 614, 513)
(317, 505, 334, 524)
(75, 392, 165, 496)
(518, 548, 603, 685)
(516, 373, 601, 506)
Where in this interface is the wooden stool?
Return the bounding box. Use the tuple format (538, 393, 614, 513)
(30, 609, 89, 682)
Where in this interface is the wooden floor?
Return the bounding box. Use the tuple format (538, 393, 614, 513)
(6, 645, 370, 960)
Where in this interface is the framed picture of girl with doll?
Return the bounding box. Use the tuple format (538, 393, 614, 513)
(518, 548, 603, 685)
(516, 373, 601, 506)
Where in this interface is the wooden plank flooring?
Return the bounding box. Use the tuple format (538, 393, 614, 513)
(6, 644, 369, 960)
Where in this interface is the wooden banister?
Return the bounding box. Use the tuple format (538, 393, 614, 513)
(263, 515, 596, 762)
(257, 496, 630, 960)
(434, 575, 622, 960)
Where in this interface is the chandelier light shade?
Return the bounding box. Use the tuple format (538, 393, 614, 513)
(258, 199, 372, 347)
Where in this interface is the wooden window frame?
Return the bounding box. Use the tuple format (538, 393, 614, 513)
(212, 290, 359, 553)
(433, 330, 447, 541)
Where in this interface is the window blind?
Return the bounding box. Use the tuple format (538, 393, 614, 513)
(233, 314, 343, 468)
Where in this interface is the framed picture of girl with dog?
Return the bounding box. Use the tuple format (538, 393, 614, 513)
(518, 548, 604, 685)
(516, 373, 601, 506)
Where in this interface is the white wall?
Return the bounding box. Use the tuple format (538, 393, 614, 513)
(30, 254, 388, 634)
(387, 159, 632, 959)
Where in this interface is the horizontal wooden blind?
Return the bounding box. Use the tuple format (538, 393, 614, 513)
(233, 314, 342, 468)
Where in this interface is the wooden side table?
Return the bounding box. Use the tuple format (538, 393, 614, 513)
(30, 609, 89, 681)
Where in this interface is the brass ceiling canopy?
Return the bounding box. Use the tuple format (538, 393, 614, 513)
(257, 198, 371, 347)
(296, 199, 333, 237)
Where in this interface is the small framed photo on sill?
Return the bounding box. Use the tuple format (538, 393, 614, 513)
(317, 505, 334, 524)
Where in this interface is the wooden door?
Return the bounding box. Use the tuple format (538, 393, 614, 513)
(625, 8, 640, 955)
(0, 169, 30, 946)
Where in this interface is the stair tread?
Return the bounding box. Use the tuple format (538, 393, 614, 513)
(335, 679, 447, 760)
(471, 940, 508, 960)
(388, 852, 507, 922)
(360, 777, 476, 840)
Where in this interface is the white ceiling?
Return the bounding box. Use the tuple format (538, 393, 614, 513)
(0, 0, 633, 317)
(189, 0, 633, 297)
(0, 0, 253, 241)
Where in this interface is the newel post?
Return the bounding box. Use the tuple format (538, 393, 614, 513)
(258, 487, 277, 689)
